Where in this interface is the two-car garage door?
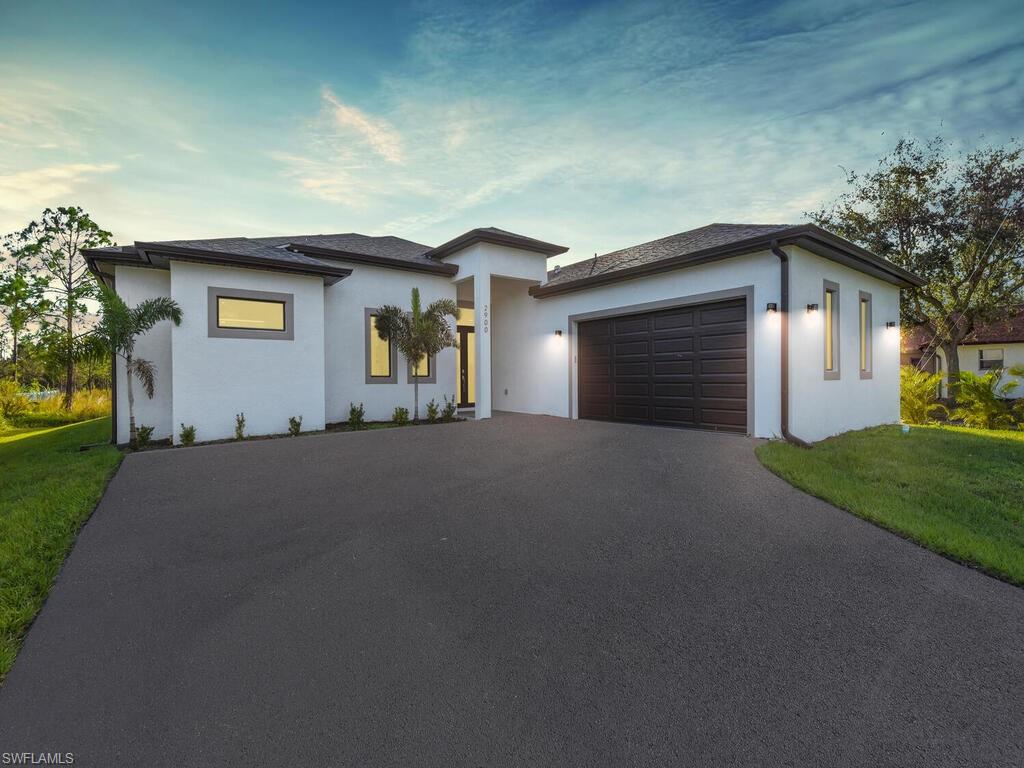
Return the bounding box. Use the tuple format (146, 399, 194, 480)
(577, 298, 747, 433)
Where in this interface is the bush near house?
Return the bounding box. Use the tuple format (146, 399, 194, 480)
(288, 416, 302, 436)
(950, 370, 1020, 430)
(348, 402, 366, 430)
(179, 423, 196, 446)
(442, 395, 457, 422)
(392, 406, 410, 426)
(426, 399, 440, 423)
(234, 413, 246, 441)
(900, 366, 946, 424)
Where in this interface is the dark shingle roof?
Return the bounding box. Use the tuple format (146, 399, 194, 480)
(425, 227, 568, 259)
(545, 223, 794, 287)
(903, 307, 1024, 352)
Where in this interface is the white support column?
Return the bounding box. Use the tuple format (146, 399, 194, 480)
(474, 274, 492, 419)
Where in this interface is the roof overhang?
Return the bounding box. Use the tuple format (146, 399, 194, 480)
(286, 243, 459, 276)
(528, 224, 925, 298)
(425, 228, 568, 260)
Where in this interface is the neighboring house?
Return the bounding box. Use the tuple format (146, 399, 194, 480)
(84, 223, 922, 445)
(902, 307, 1024, 398)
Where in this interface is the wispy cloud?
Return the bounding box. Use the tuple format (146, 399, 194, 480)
(174, 140, 205, 154)
(320, 86, 403, 163)
(0, 162, 119, 210)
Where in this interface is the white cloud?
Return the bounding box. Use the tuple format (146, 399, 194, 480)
(320, 86, 403, 163)
(0, 163, 119, 224)
(174, 140, 205, 154)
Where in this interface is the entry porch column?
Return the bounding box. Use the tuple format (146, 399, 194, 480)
(473, 273, 492, 419)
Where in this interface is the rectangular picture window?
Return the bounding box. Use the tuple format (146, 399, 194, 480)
(217, 297, 286, 331)
(979, 349, 1004, 370)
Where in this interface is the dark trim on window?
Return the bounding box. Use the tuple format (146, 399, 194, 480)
(406, 353, 437, 384)
(207, 286, 294, 340)
(858, 290, 872, 379)
(979, 348, 1004, 370)
(823, 280, 840, 380)
(365, 308, 398, 384)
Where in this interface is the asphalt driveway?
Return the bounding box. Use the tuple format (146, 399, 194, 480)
(1, 414, 1022, 766)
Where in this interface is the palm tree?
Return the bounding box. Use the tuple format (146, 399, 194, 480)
(375, 287, 459, 422)
(95, 284, 182, 447)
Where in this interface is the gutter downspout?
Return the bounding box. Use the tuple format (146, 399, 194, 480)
(771, 240, 811, 448)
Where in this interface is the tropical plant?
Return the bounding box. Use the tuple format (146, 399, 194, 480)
(374, 288, 459, 421)
(234, 412, 246, 440)
(29, 207, 113, 408)
(95, 284, 182, 448)
(425, 398, 440, 423)
(288, 415, 302, 436)
(441, 394, 457, 422)
(0, 225, 50, 383)
(392, 406, 410, 426)
(136, 425, 155, 447)
(811, 137, 1024, 399)
(900, 365, 947, 424)
(0, 379, 28, 420)
(179, 423, 196, 446)
(348, 402, 366, 430)
(949, 370, 1018, 429)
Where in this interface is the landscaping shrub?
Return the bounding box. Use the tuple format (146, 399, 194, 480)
(441, 394, 457, 422)
(288, 416, 302, 436)
(392, 406, 410, 426)
(234, 412, 246, 440)
(136, 425, 155, 447)
(179, 423, 196, 446)
(348, 402, 366, 430)
(24, 389, 111, 426)
(0, 380, 29, 420)
(426, 399, 439, 423)
(900, 365, 946, 424)
(950, 370, 1018, 430)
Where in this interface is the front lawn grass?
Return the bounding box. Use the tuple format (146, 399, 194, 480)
(757, 425, 1024, 586)
(0, 418, 122, 683)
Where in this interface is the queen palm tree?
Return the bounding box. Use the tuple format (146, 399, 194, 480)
(95, 284, 182, 447)
(375, 287, 459, 422)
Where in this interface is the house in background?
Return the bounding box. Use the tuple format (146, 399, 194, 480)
(903, 307, 1024, 398)
(84, 222, 922, 446)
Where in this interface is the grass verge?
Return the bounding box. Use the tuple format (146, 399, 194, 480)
(0, 417, 122, 683)
(756, 424, 1024, 586)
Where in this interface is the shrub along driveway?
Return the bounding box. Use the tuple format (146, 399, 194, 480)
(1, 414, 1022, 766)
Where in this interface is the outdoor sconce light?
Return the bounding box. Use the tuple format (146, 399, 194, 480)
(555, 329, 563, 337)
(766, 302, 778, 313)
(806, 303, 819, 313)
(886, 321, 897, 329)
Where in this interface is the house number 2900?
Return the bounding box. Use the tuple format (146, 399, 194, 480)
(483, 304, 489, 333)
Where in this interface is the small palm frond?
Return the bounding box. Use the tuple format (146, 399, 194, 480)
(131, 296, 183, 332)
(96, 283, 133, 352)
(374, 305, 411, 342)
(129, 358, 158, 399)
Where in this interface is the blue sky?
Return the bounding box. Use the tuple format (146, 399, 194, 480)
(0, 0, 1021, 265)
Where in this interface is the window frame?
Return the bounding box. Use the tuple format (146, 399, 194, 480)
(823, 280, 840, 380)
(406, 351, 436, 384)
(979, 348, 1004, 370)
(858, 290, 872, 379)
(207, 287, 294, 340)
(365, 308, 398, 384)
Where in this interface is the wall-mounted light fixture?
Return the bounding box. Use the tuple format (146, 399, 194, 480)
(886, 321, 897, 329)
(766, 302, 778, 313)
(554, 329, 563, 337)
(806, 303, 819, 313)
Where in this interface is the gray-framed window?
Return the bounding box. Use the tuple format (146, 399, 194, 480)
(365, 308, 398, 384)
(823, 280, 840, 380)
(406, 352, 436, 384)
(208, 286, 294, 340)
(858, 290, 872, 379)
(979, 348, 1004, 370)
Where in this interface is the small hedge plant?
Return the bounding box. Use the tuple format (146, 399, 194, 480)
(441, 394, 458, 422)
(348, 402, 366, 430)
(392, 406, 410, 426)
(234, 412, 246, 441)
(426, 399, 440, 423)
(179, 423, 196, 446)
(288, 416, 302, 436)
(136, 425, 155, 447)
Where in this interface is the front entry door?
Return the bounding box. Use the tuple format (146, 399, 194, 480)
(458, 325, 475, 407)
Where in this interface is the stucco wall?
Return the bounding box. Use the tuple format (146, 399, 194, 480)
(112, 266, 174, 444)
(787, 246, 902, 441)
(323, 262, 458, 422)
(489, 250, 783, 437)
(936, 342, 1024, 398)
(169, 262, 326, 443)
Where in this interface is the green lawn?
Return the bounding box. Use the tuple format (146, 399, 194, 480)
(757, 425, 1024, 586)
(0, 418, 122, 683)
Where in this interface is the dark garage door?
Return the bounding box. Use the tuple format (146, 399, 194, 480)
(577, 298, 747, 432)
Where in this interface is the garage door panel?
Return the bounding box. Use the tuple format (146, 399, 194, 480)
(578, 297, 747, 433)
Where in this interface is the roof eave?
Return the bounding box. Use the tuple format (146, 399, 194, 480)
(287, 244, 459, 276)
(134, 242, 353, 285)
(426, 229, 569, 260)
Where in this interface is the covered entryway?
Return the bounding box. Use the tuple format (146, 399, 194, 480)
(577, 297, 747, 432)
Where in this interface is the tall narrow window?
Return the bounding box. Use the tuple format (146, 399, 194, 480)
(365, 308, 397, 384)
(823, 280, 840, 380)
(859, 291, 872, 379)
(411, 354, 430, 378)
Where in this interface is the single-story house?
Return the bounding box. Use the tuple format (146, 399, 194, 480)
(903, 307, 1024, 398)
(84, 222, 923, 445)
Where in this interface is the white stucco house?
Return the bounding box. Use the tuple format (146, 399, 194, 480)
(84, 223, 923, 446)
(903, 307, 1024, 398)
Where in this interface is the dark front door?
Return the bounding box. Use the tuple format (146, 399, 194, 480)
(577, 297, 747, 432)
(458, 325, 475, 407)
